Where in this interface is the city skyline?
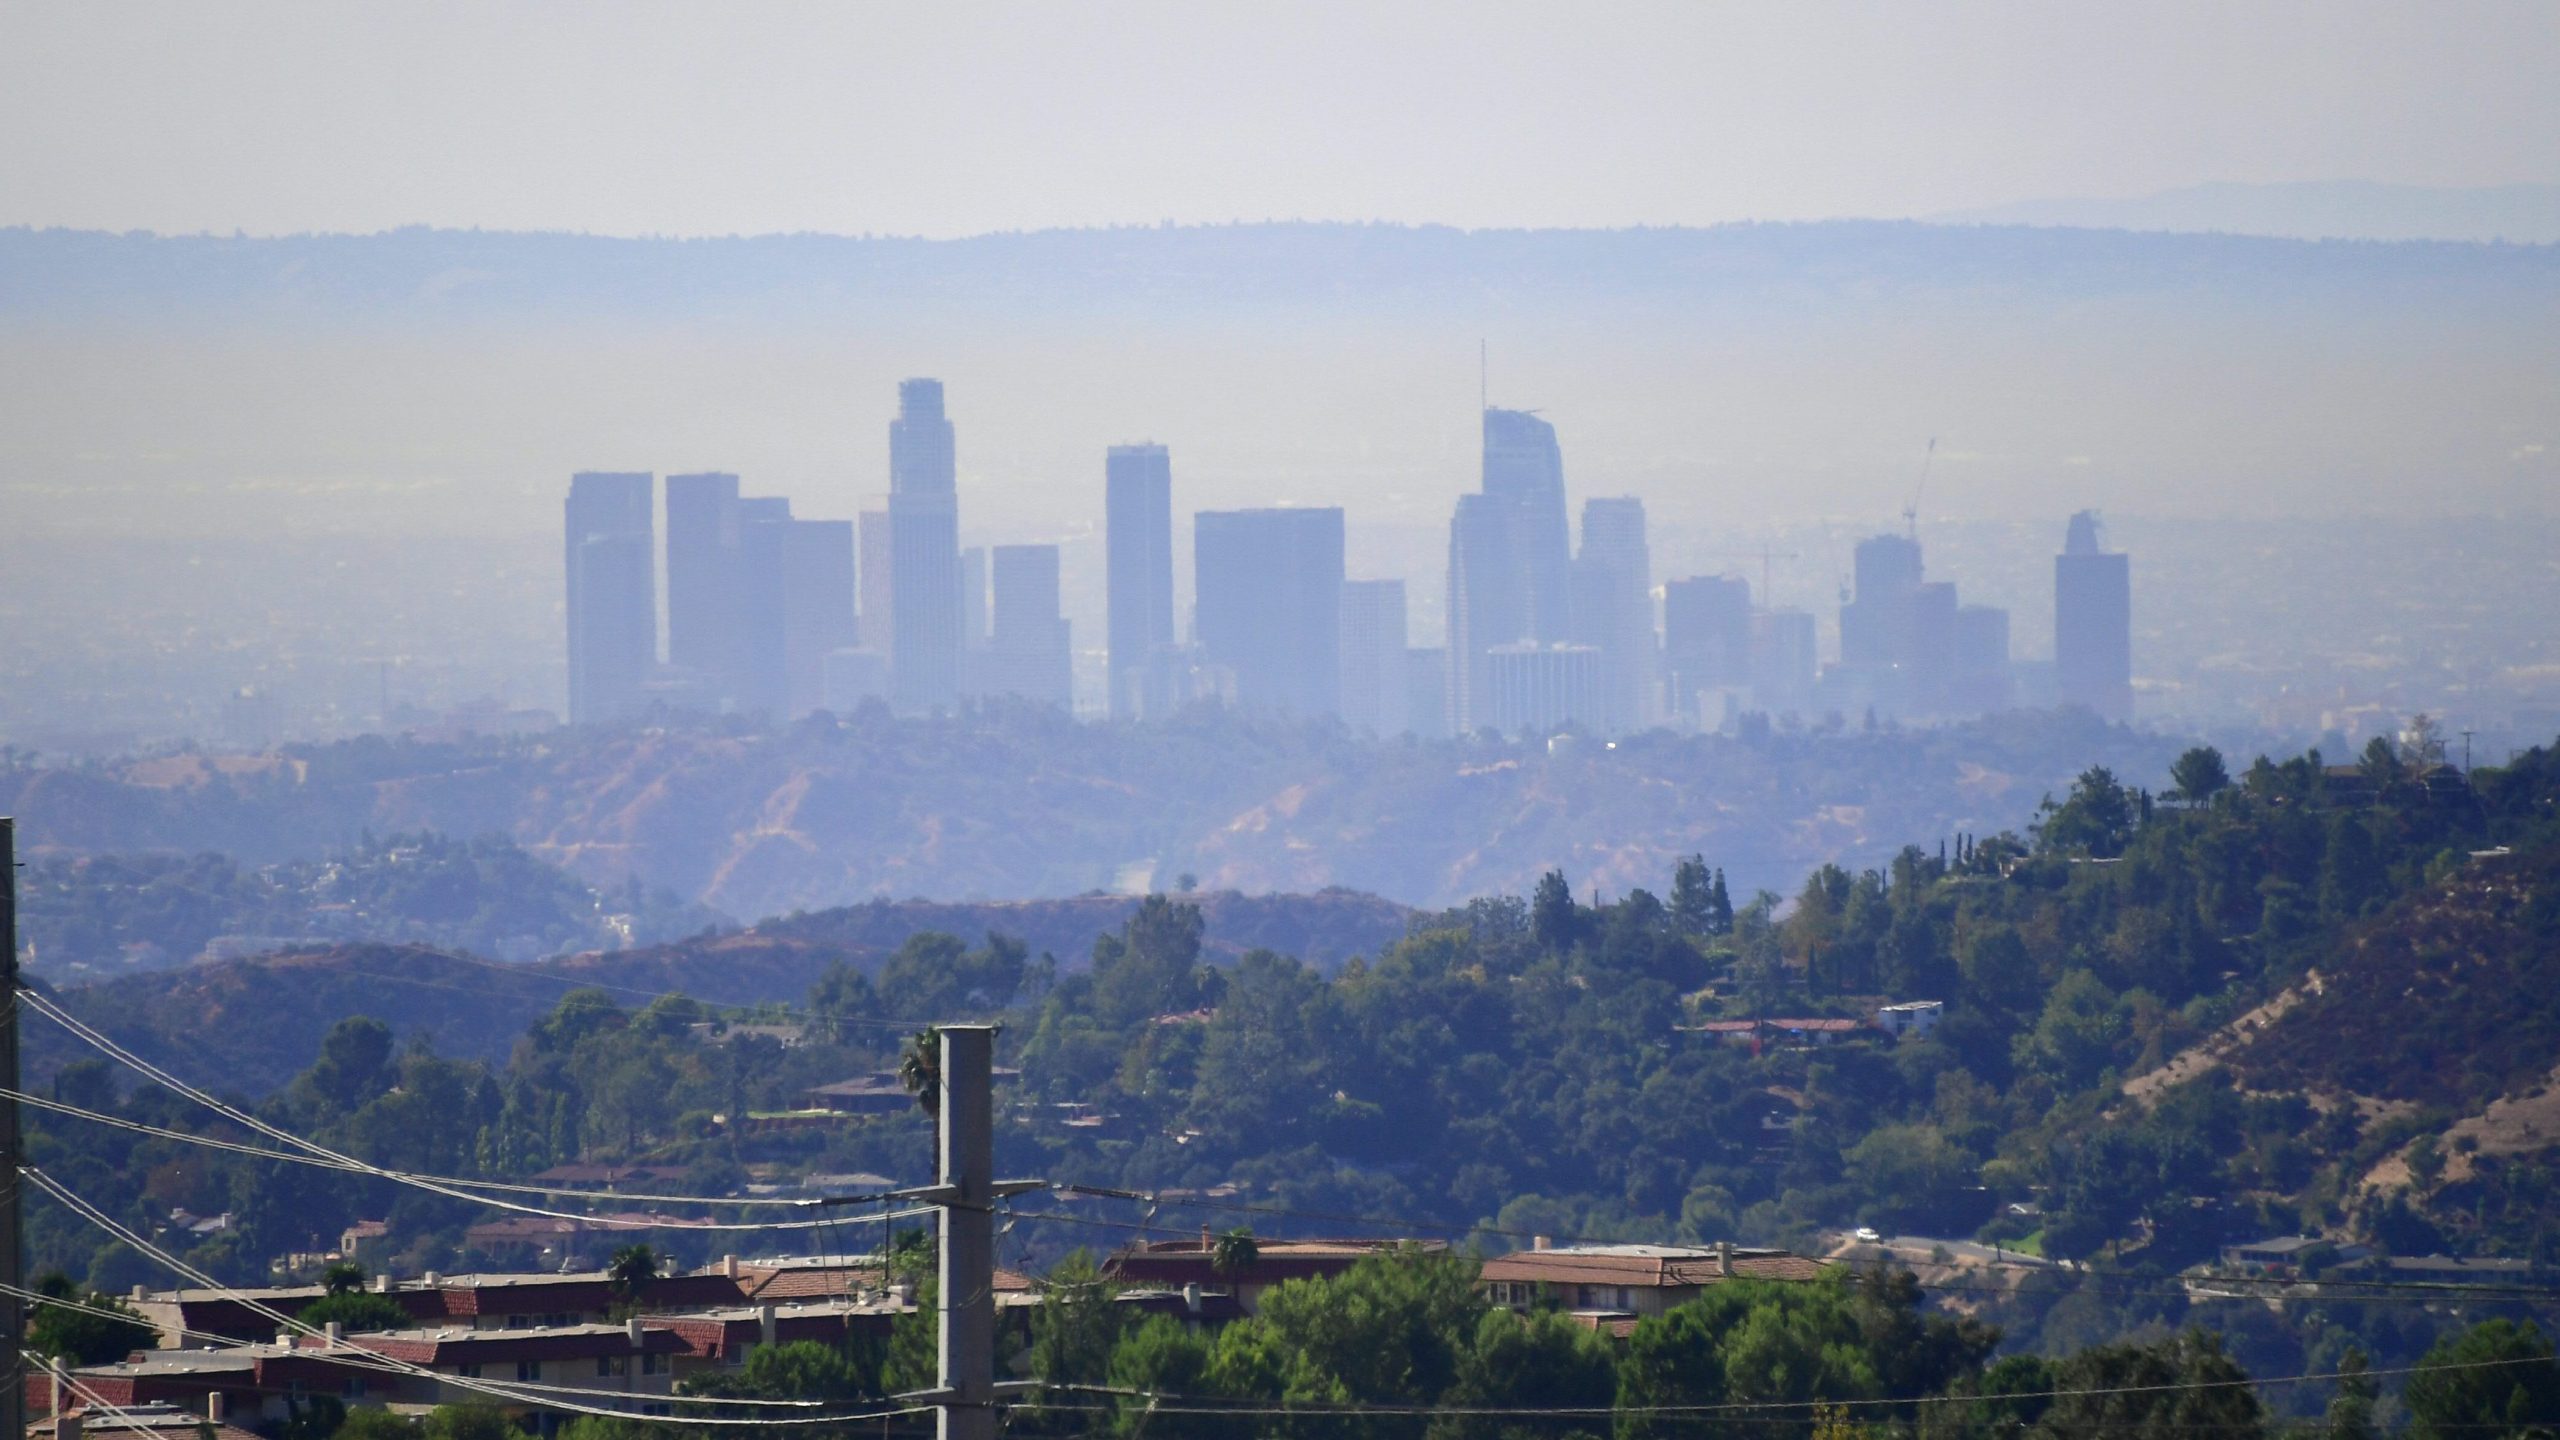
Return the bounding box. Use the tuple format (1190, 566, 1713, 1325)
(556, 385, 2129, 741)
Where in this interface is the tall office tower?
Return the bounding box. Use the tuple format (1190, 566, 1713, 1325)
(961, 547, 990, 651)
(781, 520, 858, 715)
(1481, 408, 1574, 643)
(1954, 603, 2013, 714)
(1573, 496, 1656, 735)
(887, 378, 961, 712)
(563, 471, 656, 726)
(1446, 492, 1524, 735)
(1448, 407, 1575, 736)
(1663, 575, 1753, 723)
(1338, 579, 1411, 736)
(1483, 642, 1605, 737)
(983, 543, 1072, 709)
(1404, 648, 1451, 741)
(1840, 532, 1925, 669)
(731, 496, 796, 715)
(857, 508, 893, 650)
(2055, 510, 2133, 722)
(1751, 608, 1819, 713)
(1194, 507, 1346, 718)
(1105, 443, 1176, 719)
(664, 472, 744, 686)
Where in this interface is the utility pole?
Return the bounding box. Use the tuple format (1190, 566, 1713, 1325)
(936, 1025, 996, 1440)
(3, 817, 24, 1440)
(893, 1025, 1036, 1440)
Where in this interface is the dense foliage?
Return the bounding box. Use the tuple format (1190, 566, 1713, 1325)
(21, 732, 2560, 1419)
(21, 831, 721, 978)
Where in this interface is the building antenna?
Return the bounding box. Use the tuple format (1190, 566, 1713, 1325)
(1903, 437, 1937, 540)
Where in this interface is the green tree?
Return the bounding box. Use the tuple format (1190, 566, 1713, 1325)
(24, 1272, 154, 1364)
(1437, 1309, 1616, 1439)
(300, 1289, 415, 1334)
(336, 1409, 420, 1440)
(1211, 1227, 1261, 1277)
(2325, 1347, 2378, 1440)
(2030, 1330, 2262, 1440)
(322, 1260, 367, 1295)
(1531, 871, 1587, 954)
(1669, 856, 1715, 937)
(2170, 746, 2230, 806)
(608, 1244, 658, 1314)
(2034, 766, 2137, 858)
(419, 1404, 531, 1440)
(2404, 1319, 2560, 1440)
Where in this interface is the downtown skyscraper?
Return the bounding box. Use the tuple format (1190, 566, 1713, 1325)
(1448, 408, 1575, 734)
(2055, 510, 2134, 723)
(1195, 507, 1345, 719)
(563, 471, 655, 726)
(1105, 443, 1175, 719)
(888, 378, 962, 713)
(1574, 496, 1657, 735)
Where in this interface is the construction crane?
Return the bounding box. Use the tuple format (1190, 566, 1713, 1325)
(1903, 436, 1937, 540)
(1698, 545, 1803, 605)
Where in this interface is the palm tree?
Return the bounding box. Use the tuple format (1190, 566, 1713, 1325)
(321, 1261, 365, 1296)
(608, 1244, 658, 1313)
(1210, 1228, 1259, 1277)
(899, 1030, 942, 1117)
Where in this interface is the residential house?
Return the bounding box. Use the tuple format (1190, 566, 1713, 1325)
(1101, 1235, 1442, 1315)
(1478, 1242, 1828, 1324)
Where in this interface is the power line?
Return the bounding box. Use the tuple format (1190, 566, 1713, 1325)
(0, 1281, 844, 1411)
(3, 1084, 926, 1223)
(22, 993, 930, 1233)
(23, 1168, 934, 1429)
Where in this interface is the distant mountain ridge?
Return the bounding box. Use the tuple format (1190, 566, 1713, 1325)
(4, 216, 2553, 324)
(1932, 180, 2560, 245)
(0, 708, 2191, 918)
(26, 886, 1412, 1095)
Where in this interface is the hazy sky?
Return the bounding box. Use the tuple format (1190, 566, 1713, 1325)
(7, 1, 2557, 237)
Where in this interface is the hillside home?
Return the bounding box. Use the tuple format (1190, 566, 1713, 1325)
(1478, 1242, 1827, 1322)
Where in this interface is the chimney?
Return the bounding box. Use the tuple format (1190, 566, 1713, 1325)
(207, 1394, 226, 1425)
(371, 1273, 391, 1294)
(1531, 1236, 1551, 1252)
(1716, 1241, 1734, 1278)
(423, 1271, 442, 1287)
(1182, 1283, 1202, 1315)
(757, 1305, 776, 1348)
(276, 1330, 296, 1349)
(889, 1282, 914, 1307)
(1200, 1224, 1212, 1252)
(324, 1322, 343, 1345)
(722, 1254, 740, 1280)
(627, 1318, 645, 1347)
(129, 1285, 148, 1304)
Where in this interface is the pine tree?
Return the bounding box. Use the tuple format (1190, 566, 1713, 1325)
(1669, 855, 1714, 936)
(1708, 869, 1735, 935)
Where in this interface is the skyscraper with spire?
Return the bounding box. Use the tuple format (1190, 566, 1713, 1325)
(887, 378, 961, 712)
(1449, 407, 1574, 733)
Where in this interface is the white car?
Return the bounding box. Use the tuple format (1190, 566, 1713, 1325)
(1853, 1227, 1882, 1243)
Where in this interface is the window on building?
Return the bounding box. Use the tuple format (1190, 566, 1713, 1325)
(597, 1356, 627, 1378)
(458, 1363, 482, 1380)
(641, 1353, 667, 1376)
(517, 1360, 544, 1382)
